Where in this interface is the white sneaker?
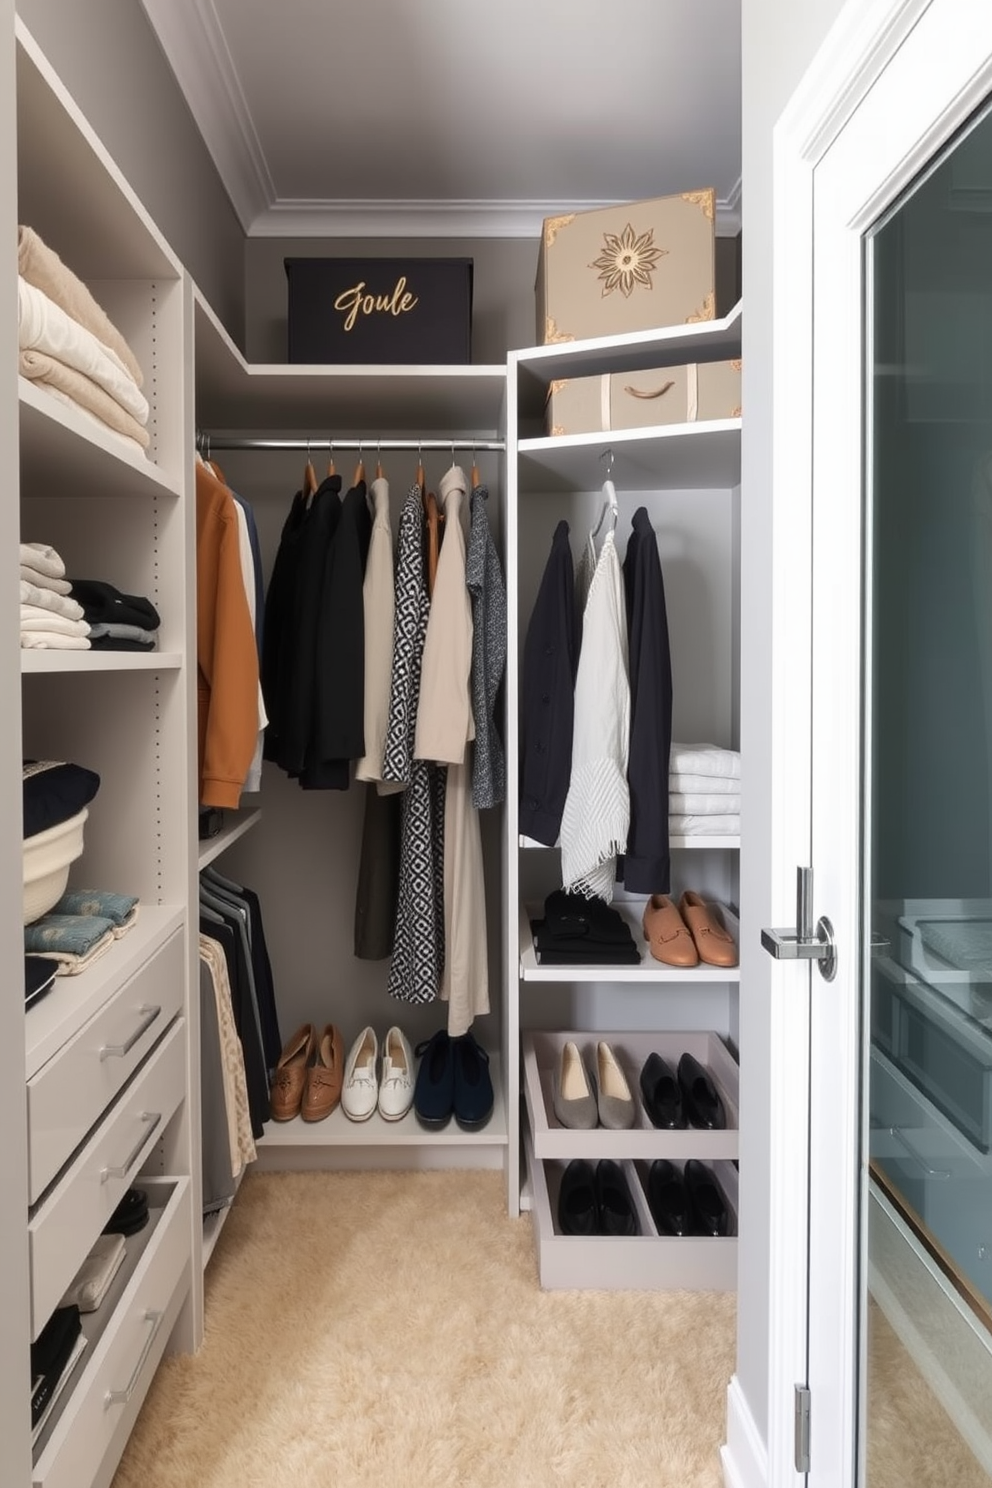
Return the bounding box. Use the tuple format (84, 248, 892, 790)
(377, 1026, 415, 1121)
(341, 1026, 378, 1122)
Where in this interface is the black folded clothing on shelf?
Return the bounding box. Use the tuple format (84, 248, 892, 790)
(30, 1304, 81, 1427)
(531, 889, 640, 966)
(67, 579, 161, 632)
(25, 954, 58, 1008)
(102, 1187, 149, 1238)
(23, 759, 101, 838)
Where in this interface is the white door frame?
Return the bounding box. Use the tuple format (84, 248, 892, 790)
(768, 2, 992, 1485)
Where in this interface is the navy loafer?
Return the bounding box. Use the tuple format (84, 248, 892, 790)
(452, 1031, 494, 1130)
(414, 1029, 454, 1128)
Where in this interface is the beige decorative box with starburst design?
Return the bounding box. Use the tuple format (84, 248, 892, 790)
(545, 359, 741, 437)
(536, 191, 716, 345)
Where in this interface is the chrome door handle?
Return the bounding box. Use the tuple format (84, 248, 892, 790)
(99, 1005, 162, 1061)
(886, 1125, 951, 1180)
(105, 1310, 164, 1408)
(100, 1112, 161, 1183)
(761, 867, 837, 981)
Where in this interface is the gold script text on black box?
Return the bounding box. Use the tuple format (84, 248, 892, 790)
(285, 258, 473, 365)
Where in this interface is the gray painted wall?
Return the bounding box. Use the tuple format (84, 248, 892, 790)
(17, 0, 245, 341)
(739, 0, 848, 1456)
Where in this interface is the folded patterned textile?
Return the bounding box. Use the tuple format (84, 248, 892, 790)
(669, 791, 741, 815)
(87, 621, 158, 644)
(18, 277, 149, 423)
(19, 349, 151, 449)
(18, 225, 144, 387)
(34, 379, 148, 458)
(668, 771, 740, 795)
(21, 630, 91, 650)
(52, 889, 138, 928)
(24, 914, 117, 973)
(19, 580, 85, 620)
(669, 812, 740, 835)
(20, 542, 68, 583)
(669, 742, 740, 780)
(68, 578, 160, 631)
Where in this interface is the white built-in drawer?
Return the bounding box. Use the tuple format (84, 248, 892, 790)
(32, 1177, 191, 1488)
(27, 930, 184, 1204)
(29, 1019, 186, 1336)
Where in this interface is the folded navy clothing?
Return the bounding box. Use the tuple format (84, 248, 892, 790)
(67, 579, 160, 632)
(23, 759, 101, 838)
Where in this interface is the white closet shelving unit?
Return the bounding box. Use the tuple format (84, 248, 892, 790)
(506, 302, 743, 1286)
(191, 288, 514, 1177)
(7, 15, 202, 1487)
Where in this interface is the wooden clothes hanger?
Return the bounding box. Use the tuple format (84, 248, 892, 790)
(353, 439, 365, 486)
(327, 438, 336, 477)
(303, 439, 318, 501)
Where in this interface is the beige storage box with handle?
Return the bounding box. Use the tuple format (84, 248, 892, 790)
(536, 190, 717, 346)
(546, 359, 741, 436)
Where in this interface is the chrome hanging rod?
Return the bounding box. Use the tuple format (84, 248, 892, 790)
(195, 435, 505, 453)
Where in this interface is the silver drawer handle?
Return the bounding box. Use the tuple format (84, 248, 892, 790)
(99, 1005, 162, 1061)
(104, 1310, 164, 1409)
(887, 1125, 952, 1179)
(100, 1112, 161, 1183)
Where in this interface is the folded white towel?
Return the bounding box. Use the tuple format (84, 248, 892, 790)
(669, 742, 740, 780)
(669, 812, 740, 835)
(19, 580, 85, 620)
(20, 542, 66, 580)
(20, 564, 72, 595)
(18, 277, 149, 425)
(20, 604, 90, 636)
(669, 791, 741, 816)
(20, 630, 91, 650)
(669, 771, 739, 795)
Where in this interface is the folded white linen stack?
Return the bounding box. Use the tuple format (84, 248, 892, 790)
(669, 741, 740, 835)
(20, 543, 90, 650)
(16, 224, 149, 454)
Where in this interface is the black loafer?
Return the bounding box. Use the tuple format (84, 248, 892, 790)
(684, 1159, 730, 1236)
(646, 1159, 694, 1235)
(639, 1052, 685, 1129)
(594, 1159, 639, 1236)
(678, 1052, 726, 1130)
(558, 1159, 597, 1235)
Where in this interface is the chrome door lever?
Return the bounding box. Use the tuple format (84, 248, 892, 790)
(761, 867, 837, 981)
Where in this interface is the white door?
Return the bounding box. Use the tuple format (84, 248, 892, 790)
(774, 1, 992, 1483)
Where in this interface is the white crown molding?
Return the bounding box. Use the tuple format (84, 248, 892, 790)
(248, 193, 743, 239)
(140, 0, 272, 230)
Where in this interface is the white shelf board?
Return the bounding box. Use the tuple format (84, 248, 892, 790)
(519, 833, 740, 851)
(198, 809, 262, 871)
(518, 419, 741, 493)
(255, 1053, 507, 1149)
(514, 300, 743, 421)
(18, 379, 179, 501)
(15, 20, 180, 281)
(25, 904, 184, 1080)
(520, 900, 740, 984)
(21, 650, 182, 674)
(194, 290, 507, 433)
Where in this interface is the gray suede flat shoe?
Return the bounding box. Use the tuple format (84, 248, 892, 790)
(552, 1040, 598, 1129)
(596, 1040, 636, 1130)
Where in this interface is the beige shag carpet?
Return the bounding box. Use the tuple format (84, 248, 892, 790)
(111, 1170, 736, 1488)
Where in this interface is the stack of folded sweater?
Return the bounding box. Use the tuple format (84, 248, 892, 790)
(20, 542, 90, 649)
(17, 225, 149, 453)
(530, 889, 640, 966)
(669, 742, 741, 836)
(68, 579, 160, 652)
(24, 889, 140, 976)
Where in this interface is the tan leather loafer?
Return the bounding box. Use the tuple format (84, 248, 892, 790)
(301, 1023, 344, 1122)
(679, 890, 738, 967)
(269, 1022, 316, 1121)
(642, 894, 698, 967)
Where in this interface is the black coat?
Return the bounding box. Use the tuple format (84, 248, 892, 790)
(519, 520, 579, 845)
(619, 505, 673, 893)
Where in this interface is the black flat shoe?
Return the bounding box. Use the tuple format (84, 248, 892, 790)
(558, 1159, 597, 1235)
(639, 1052, 685, 1129)
(678, 1052, 726, 1130)
(594, 1159, 639, 1236)
(684, 1159, 730, 1236)
(646, 1159, 694, 1235)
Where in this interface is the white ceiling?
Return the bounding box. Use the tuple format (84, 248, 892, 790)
(140, 0, 741, 238)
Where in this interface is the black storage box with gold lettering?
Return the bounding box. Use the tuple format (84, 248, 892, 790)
(285, 257, 473, 364)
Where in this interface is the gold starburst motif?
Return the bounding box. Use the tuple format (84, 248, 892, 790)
(590, 223, 667, 299)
